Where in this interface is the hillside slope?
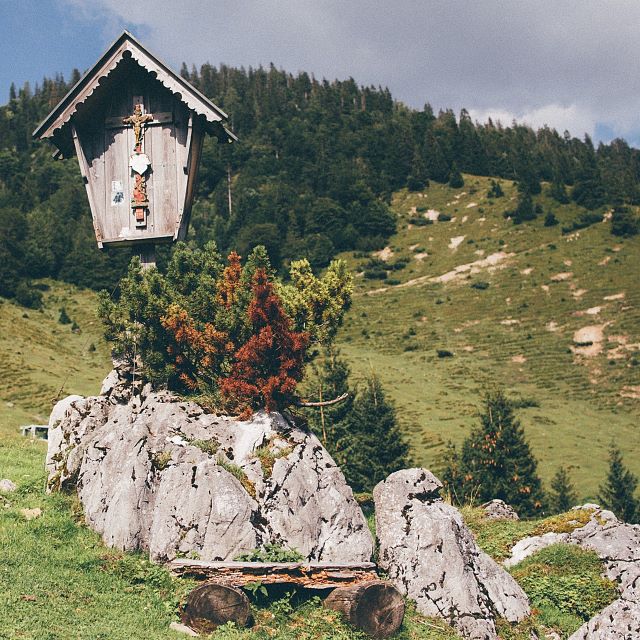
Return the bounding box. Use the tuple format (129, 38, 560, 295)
(335, 175, 640, 497)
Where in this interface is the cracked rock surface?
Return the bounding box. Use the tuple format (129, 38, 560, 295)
(47, 368, 373, 563)
(374, 468, 530, 640)
(481, 499, 519, 521)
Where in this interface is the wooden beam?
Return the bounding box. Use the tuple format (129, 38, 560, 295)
(71, 124, 103, 248)
(169, 560, 379, 590)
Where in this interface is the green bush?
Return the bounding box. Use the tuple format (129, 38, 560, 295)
(611, 205, 639, 237)
(14, 281, 43, 309)
(58, 307, 71, 324)
(364, 268, 387, 280)
(234, 543, 304, 563)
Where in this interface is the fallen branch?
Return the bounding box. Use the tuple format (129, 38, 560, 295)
(294, 393, 349, 408)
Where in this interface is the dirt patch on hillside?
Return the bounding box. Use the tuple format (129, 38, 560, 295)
(551, 272, 573, 282)
(414, 252, 428, 262)
(575, 306, 604, 316)
(620, 385, 640, 400)
(425, 209, 440, 221)
(571, 325, 607, 357)
(435, 251, 514, 284)
(375, 246, 394, 262)
(604, 292, 625, 301)
(448, 235, 465, 250)
(512, 355, 527, 364)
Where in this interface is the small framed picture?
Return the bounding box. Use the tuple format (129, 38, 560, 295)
(111, 180, 125, 206)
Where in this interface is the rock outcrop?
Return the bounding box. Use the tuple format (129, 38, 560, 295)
(374, 469, 530, 640)
(46, 368, 373, 564)
(568, 599, 640, 640)
(481, 499, 519, 521)
(504, 504, 640, 639)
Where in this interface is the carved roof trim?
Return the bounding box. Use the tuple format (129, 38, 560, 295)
(33, 31, 233, 142)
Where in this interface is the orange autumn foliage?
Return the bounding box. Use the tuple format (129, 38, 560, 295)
(216, 250, 242, 307)
(161, 304, 234, 391)
(219, 269, 309, 415)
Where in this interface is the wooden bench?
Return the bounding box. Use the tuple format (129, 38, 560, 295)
(169, 560, 404, 638)
(169, 559, 378, 589)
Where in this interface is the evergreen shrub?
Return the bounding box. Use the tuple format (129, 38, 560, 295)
(98, 243, 352, 416)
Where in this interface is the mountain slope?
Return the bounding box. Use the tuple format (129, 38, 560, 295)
(335, 174, 640, 497)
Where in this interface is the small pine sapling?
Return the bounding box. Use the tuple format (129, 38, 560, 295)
(219, 269, 309, 416)
(598, 444, 639, 523)
(549, 466, 578, 514)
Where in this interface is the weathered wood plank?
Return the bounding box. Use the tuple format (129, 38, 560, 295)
(169, 560, 379, 590)
(72, 124, 104, 247)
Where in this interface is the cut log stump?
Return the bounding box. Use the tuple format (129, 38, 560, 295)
(182, 582, 252, 634)
(324, 580, 404, 639)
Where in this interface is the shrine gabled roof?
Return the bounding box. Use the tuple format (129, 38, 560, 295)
(33, 31, 236, 144)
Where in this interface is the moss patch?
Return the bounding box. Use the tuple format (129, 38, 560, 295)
(510, 544, 618, 637)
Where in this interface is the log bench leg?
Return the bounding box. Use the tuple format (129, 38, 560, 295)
(323, 580, 404, 639)
(182, 582, 252, 633)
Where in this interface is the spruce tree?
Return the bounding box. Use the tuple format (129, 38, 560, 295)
(544, 211, 559, 227)
(549, 466, 578, 513)
(487, 180, 504, 198)
(341, 375, 410, 492)
(448, 162, 464, 189)
(511, 189, 536, 224)
(304, 349, 354, 462)
(305, 355, 409, 493)
(455, 391, 545, 516)
(598, 445, 639, 523)
(548, 175, 570, 204)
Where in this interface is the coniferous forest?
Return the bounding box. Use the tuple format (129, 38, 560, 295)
(2, 63, 640, 305)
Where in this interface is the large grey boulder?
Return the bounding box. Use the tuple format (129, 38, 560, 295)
(374, 469, 530, 640)
(568, 599, 640, 640)
(47, 370, 373, 564)
(505, 504, 640, 638)
(505, 505, 640, 603)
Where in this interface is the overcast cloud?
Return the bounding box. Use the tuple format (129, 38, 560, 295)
(62, 1, 640, 144)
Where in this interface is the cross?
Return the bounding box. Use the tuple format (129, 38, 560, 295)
(122, 103, 153, 152)
(105, 104, 173, 227)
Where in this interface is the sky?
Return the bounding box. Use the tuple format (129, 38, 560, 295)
(1, 0, 639, 146)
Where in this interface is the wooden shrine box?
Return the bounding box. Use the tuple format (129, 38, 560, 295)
(33, 31, 235, 249)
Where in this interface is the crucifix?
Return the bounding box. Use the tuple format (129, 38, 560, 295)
(123, 102, 154, 227)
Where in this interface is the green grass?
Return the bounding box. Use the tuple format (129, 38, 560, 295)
(335, 175, 640, 496)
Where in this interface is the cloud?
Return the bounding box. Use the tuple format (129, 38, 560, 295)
(62, 0, 640, 144)
(468, 104, 597, 139)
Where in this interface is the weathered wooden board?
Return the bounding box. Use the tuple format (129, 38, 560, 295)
(169, 560, 379, 590)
